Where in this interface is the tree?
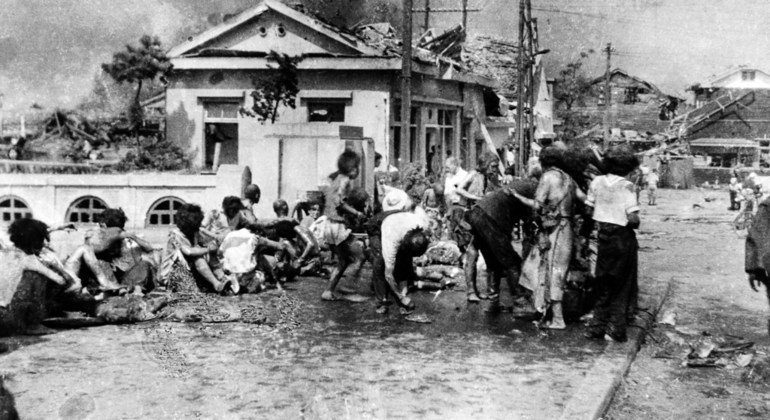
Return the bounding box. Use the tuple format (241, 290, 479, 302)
(553, 50, 594, 111)
(102, 35, 172, 145)
(553, 50, 597, 142)
(245, 51, 301, 124)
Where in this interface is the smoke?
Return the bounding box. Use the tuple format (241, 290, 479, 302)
(0, 0, 407, 113)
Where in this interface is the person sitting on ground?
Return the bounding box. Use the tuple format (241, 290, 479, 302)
(0, 218, 67, 336)
(583, 145, 641, 343)
(200, 207, 229, 241)
(221, 196, 292, 289)
(272, 199, 322, 278)
(375, 189, 431, 314)
(65, 208, 157, 295)
(317, 150, 367, 301)
(159, 203, 233, 294)
(299, 201, 321, 230)
(242, 184, 262, 215)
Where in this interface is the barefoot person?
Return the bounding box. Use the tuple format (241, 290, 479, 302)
(466, 171, 539, 312)
(0, 219, 67, 336)
(513, 147, 582, 329)
(378, 189, 430, 313)
(159, 204, 232, 294)
(584, 145, 641, 342)
(65, 208, 157, 295)
(318, 150, 367, 301)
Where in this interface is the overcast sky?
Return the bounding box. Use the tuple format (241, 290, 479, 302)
(1, 0, 767, 113)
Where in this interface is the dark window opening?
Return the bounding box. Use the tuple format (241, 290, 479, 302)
(66, 196, 108, 225)
(308, 101, 346, 122)
(146, 197, 186, 228)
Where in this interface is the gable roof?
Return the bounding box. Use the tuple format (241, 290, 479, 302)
(689, 65, 770, 90)
(590, 68, 672, 96)
(168, 0, 383, 58)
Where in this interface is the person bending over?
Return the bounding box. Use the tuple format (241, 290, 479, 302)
(272, 199, 322, 277)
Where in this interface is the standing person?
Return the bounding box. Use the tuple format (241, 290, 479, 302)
(443, 157, 471, 244)
(746, 195, 770, 336)
(729, 175, 741, 211)
(505, 143, 516, 171)
(426, 146, 436, 175)
(512, 147, 581, 329)
(457, 152, 503, 302)
(318, 150, 367, 301)
(465, 173, 538, 310)
(584, 145, 641, 343)
(646, 168, 660, 206)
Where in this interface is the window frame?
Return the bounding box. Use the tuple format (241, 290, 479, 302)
(306, 99, 347, 123)
(145, 196, 187, 228)
(0, 195, 32, 222)
(65, 196, 108, 225)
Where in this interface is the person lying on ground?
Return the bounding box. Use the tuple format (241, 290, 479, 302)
(583, 145, 641, 343)
(159, 203, 233, 294)
(65, 208, 158, 295)
(376, 189, 431, 313)
(0, 218, 67, 336)
(318, 150, 367, 301)
(464, 167, 538, 309)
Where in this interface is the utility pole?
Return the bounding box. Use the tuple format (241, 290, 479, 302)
(401, 0, 413, 167)
(412, 2, 480, 30)
(423, 0, 430, 33)
(603, 42, 612, 149)
(526, 2, 535, 164)
(515, 0, 526, 175)
(462, 0, 469, 29)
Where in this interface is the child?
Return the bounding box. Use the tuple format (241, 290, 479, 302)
(584, 145, 641, 342)
(318, 150, 367, 301)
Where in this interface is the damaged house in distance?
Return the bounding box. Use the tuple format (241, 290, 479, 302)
(163, 0, 499, 217)
(682, 66, 770, 177)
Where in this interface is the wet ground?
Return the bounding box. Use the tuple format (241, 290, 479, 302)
(0, 189, 722, 419)
(607, 188, 770, 419)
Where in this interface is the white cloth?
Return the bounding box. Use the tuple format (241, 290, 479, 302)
(586, 174, 639, 226)
(219, 229, 258, 274)
(381, 208, 429, 273)
(444, 168, 469, 205)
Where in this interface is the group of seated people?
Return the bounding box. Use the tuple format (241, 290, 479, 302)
(1, 143, 641, 341)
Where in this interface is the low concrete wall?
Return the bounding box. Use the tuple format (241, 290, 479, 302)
(0, 165, 246, 229)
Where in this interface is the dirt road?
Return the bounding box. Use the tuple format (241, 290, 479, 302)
(607, 189, 770, 419)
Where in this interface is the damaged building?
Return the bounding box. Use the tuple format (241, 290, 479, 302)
(162, 0, 498, 216)
(682, 66, 770, 174)
(576, 68, 683, 143)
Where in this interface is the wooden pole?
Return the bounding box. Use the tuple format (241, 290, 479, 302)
(516, 0, 525, 175)
(423, 0, 430, 33)
(462, 0, 469, 29)
(401, 0, 413, 167)
(526, 3, 535, 161)
(603, 42, 612, 149)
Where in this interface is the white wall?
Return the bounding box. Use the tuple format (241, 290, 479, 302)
(0, 166, 246, 229)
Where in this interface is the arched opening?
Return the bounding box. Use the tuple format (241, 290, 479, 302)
(66, 196, 108, 224)
(146, 196, 187, 227)
(0, 195, 33, 222)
